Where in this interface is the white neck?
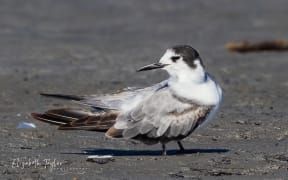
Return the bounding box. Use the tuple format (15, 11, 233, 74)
(168, 71, 222, 106)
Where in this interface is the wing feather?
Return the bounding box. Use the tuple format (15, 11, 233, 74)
(31, 108, 118, 132)
(39, 81, 168, 112)
(114, 88, 213, 142)
(78, 80, 168, 110)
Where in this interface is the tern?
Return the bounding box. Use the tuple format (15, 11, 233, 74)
(31, 45, 222, 155)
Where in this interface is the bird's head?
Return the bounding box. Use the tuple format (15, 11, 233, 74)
(138, 45, 206, 83)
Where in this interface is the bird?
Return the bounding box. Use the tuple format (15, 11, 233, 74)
(31, 45, 222, 155)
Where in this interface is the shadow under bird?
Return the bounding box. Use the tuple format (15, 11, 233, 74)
(31, 45, 222, 155)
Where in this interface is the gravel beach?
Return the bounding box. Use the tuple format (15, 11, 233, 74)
(1, 0, 288, 179)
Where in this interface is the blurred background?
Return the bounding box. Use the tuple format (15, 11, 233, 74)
(1, 0, 288, 179)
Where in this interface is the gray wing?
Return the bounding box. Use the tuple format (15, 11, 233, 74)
(114, 88, 213, 140)
(79, 80, 168, 111)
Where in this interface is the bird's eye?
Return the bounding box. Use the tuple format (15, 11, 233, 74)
(171, 56, 180, 62)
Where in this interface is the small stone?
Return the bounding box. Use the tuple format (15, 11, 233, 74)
(86, 155, 114, 164)
(270, 106, 274, 110)
(235, 120, 246, 124)
(254, 122, 261, 126)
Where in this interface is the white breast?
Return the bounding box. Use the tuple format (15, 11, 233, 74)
(170, 77, 222, 127)
(169, 77, 222, 106)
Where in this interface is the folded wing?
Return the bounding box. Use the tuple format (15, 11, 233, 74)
(32, 81, 169, 134)
(112, 89, 213, 143)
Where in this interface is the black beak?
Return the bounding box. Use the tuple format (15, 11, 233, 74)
(137, 63, 168, 72)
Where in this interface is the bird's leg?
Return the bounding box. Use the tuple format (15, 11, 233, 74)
(161, 143, 167, 156)
(177, 141, 185, 152)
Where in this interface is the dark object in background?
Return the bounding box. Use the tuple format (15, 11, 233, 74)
(225, 40, 288, 53)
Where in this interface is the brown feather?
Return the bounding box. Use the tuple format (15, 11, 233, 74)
(31, 113, 67, 125)
(31, 108, 118, 132)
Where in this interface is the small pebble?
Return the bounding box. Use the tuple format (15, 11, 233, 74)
(86, 155, 114, 164)
(235, 120, 246, 125)
(17, 122, 36, 129)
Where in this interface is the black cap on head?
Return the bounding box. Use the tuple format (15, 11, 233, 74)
(171, 45, 203, 68)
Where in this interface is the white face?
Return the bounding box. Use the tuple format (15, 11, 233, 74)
(159, 49, 204, 78)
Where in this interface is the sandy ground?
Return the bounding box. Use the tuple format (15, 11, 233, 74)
(1, 0, 288, 179)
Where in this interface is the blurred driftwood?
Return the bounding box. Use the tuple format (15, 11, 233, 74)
(225, 40, 288, 53)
